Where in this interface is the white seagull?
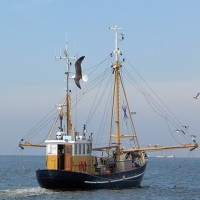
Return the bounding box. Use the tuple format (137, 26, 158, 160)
(193, 93, 200, 99)
(191, 135, 197, 143)
(182, 126, 189, 130)
(174, 129, 185, 134)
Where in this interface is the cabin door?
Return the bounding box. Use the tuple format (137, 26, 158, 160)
(64, 144, 72, 170)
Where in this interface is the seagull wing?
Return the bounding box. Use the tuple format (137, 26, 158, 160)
(74, 78, 81, 89)
(74, 56, 85, 89)
(174, 129, 180, 132)
(181, 130, 185, 134)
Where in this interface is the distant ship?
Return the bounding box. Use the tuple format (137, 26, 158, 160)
(157, 149, 175, 158)
(165, 155, 175, 158)
(165, 149, 175, 158)
(156, 155, 175, 158)
(156, 155, 165, 158)
(156, 151, 165, 158)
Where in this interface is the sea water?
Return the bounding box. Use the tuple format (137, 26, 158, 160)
(0, 155, 199, 200)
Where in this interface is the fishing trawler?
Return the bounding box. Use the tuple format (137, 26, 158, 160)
(19, 26, 198, 190)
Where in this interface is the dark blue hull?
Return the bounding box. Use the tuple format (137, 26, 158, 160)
(36, 162, 147, 190)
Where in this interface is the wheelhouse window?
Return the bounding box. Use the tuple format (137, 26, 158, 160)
(79, 144, 82, 154)
(83, 144, 85, 154)
(75, 144, 77, 155)
(87, 144, 89, 154)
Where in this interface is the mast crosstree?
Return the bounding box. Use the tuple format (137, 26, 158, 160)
(109, 26, 141, 160)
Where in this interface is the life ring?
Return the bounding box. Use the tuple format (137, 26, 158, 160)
(82, 161, 87, 171)
(79, 161, 83, 171)
(79, 161, 87, 171)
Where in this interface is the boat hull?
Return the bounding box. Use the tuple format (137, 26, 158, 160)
(36, 162, 147, 190)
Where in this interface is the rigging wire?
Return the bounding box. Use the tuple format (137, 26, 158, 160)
(123, 54, 189, 130)
(126, 71, 191, 144)
(121, 60, 192, 144)
(165, 119, 190, 145)
(122, 68, 172, 120)
(83, 55, 111, 73)
(21, 97, 65, 141)
(93, 74, 114, 148)
(69, 56, 112, 107)
(120, 70, 137, 148)
(69, 68, 112, 124)
(26, 115, 57, 141)
(84, 41, 113, 59)
(70, 69, 111, 109)
(85, 59, 113, 126)
(36, 118, 56, 144)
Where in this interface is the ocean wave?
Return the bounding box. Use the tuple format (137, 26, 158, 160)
(0, 187, 53, 198)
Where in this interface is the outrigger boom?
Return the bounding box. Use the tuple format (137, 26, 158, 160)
(20, 141, 197, 152)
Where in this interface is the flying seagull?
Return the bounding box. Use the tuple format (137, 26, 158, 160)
(182, 126, 189, 130)
(191, 135, 197, 143)
(193, 93, 200, 99)
(173, 129, 185, 134)
(131, 112, 136, 115)
(74, 56, 85, 89)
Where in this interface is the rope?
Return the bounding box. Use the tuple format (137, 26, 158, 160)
(19, 149, 37, 178)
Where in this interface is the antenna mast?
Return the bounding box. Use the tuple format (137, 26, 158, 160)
(55, 34, 76, 135)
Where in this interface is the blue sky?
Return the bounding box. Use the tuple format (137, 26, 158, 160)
(0, 0, 200, 157)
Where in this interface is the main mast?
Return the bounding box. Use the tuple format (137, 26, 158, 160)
(109, 26, 122, 160)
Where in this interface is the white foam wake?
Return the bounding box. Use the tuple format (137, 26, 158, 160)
(0, 187, 53, 198)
